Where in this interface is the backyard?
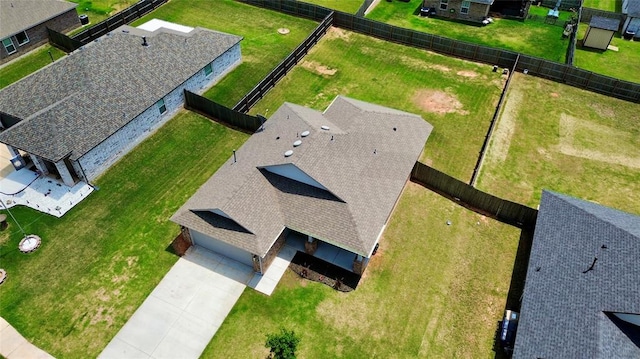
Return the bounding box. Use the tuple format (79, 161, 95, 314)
(477, 72, 640, 215)
(0, 45, 66, 90)
(69, 0, 139, 25)
(582, 0, 622, 12)
(248, 27, 504, 181)
(574, 26, 640, 83)
(367, 0, 573, 62)
(301, 0, 363, 14)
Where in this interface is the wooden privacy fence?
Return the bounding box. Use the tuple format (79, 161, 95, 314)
(411, 162, 538, 229)
(47, 28, 83, 53)
(238, 0, 639, 103)
(72, 0, 168, 44)
(184, 90, 262, 133)
(233, 10, 333, 113)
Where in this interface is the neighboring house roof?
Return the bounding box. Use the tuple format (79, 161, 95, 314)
(172, 96, 433, 258)
(624, 0, 640, 17)
(0, 26, 242, 162)
(513, 191, 640, 359)
(470, 0, 494, 5)
(589, 16, 621, 31)
(0, 0, 78, 39)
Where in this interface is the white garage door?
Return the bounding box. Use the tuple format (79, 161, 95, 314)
(190, 229, 254, 267)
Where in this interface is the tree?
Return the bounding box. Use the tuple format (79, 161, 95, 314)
(265, 328, 300, 359)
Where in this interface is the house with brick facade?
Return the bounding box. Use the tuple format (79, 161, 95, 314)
(0, 0, 81, 64)
(0, 23, 242, 187)
(422, 0, 494, 23)
(171, 96, 433, 275)
(512, 191, 640, 358)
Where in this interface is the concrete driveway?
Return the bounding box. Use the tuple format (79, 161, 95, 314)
(99, 246, 253, 359)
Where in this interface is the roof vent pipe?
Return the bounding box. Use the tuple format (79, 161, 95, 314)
(142, 36, 148, 46)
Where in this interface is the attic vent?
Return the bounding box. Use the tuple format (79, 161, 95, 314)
(321, 125, 330, 130)
(301, 130, 310, 137)
(284, 150, 294, 157)
(293, 140, 302, 147)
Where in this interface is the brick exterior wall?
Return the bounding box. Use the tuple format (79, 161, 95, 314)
(423, 0, 490, 23)
(1, 9, 80, 64)
(171, 226, 194, 256)
(74, 44, 242, 182)
(259, 228, 289, 273)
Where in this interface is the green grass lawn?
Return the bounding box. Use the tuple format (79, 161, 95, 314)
(367, 0, 572, 62)
(248, 28, 503, 181)
(300, 0, 364, 13)
(477, 72, 640, 214)
(202, 182, 520, 358)
(131, 0, 318, 107)
(582, 0, 621, 12)
(0, 111, 249, 358)
(70, 0, 139, 25)
(0, 45, 66, 90)
(574, 26, 640, 83)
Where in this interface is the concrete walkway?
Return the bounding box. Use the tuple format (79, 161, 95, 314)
(0, 317, 54, 359)
(99, 246, 253, 359)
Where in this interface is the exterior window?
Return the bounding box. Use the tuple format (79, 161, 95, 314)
(439, 0, 448, 10)
(15, 31, 29, 46)
(157, 98, 167, 114)
(204, 63, 213, 77)
(2, 38, 16, 54)
(460, 1, 470, 14)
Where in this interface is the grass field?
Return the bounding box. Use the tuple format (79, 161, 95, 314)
(132, 0, 318, 107)
(367, 0, 572, 62)
(581, 0, 621, 12)
(70, 0, 139, 25)
(301, 0, 363, 13)
(202, 183, 520, 358)
(248, 28, 504, 181)
(0, 45, 66, 90)
(0, 111, 249, 358)
(574, 26, 640, 83)
(477, 72, 640, 215)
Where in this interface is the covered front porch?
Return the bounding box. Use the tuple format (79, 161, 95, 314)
(284, 230, 369, 274)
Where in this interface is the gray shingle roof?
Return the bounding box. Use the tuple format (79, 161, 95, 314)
(0, 0, 77, 39)
(171, 96, 433, 257)
(626, 0, 640, 17)
(513, 191, 640, 359)
(0, 25, 242, 162)
(590, 16, 621, 31)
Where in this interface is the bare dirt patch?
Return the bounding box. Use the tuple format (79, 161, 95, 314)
(457, 70, 479, 78)
(550, 92, 559, 98)
(324, 26, 351, 41)
(412, 90, 466, 115)
(301, 60, 337, 76)
(430, 64, 451, 72)
(484, 86, 522, 164)
(558, 113, 640, 169)
(589, 103, 615, 118)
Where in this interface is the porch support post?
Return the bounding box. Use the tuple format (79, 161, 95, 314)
(305, 235, 318, 255)
(30, 154, 48, 175)
(54, 160, 75, 187)
(353, 254, 365, 275)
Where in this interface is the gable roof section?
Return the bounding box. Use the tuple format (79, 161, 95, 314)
(590, 16, 621, 31)
(0, 0, 77, 39)
(625, 0, 640, 17)
(172, 96, 433, 257)
(513, 191, 640, 359)
(0, 25, 242, 162)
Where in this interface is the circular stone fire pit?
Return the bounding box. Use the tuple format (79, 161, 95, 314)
(0, 269, 6, 285)
(277, 28, 290, 35)
(19, 235, 42, 253)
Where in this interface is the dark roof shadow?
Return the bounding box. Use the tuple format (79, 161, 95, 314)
(259, 169, 344, 203)
(191, 210, 253, 234)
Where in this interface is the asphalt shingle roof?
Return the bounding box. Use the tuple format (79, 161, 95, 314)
(0, 25, 242, 162)
(513, 191, 640, 359)
(590, 16, 621, 31)
(0, 0, 77, 39)
(171, 96, 433, 257)
(626, 0, 640, 17)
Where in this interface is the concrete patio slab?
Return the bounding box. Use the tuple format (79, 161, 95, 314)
(99, 246, 252, 359)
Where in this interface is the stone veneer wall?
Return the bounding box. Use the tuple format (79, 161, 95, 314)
(0, 9, 81, 64)
(75, 44, 241, 182)
(259, 228, 289, 273)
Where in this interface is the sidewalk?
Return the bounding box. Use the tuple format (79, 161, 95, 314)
(0, 317, 54, 359)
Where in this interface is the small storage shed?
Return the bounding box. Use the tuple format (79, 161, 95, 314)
(583, 16, 621, 50)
